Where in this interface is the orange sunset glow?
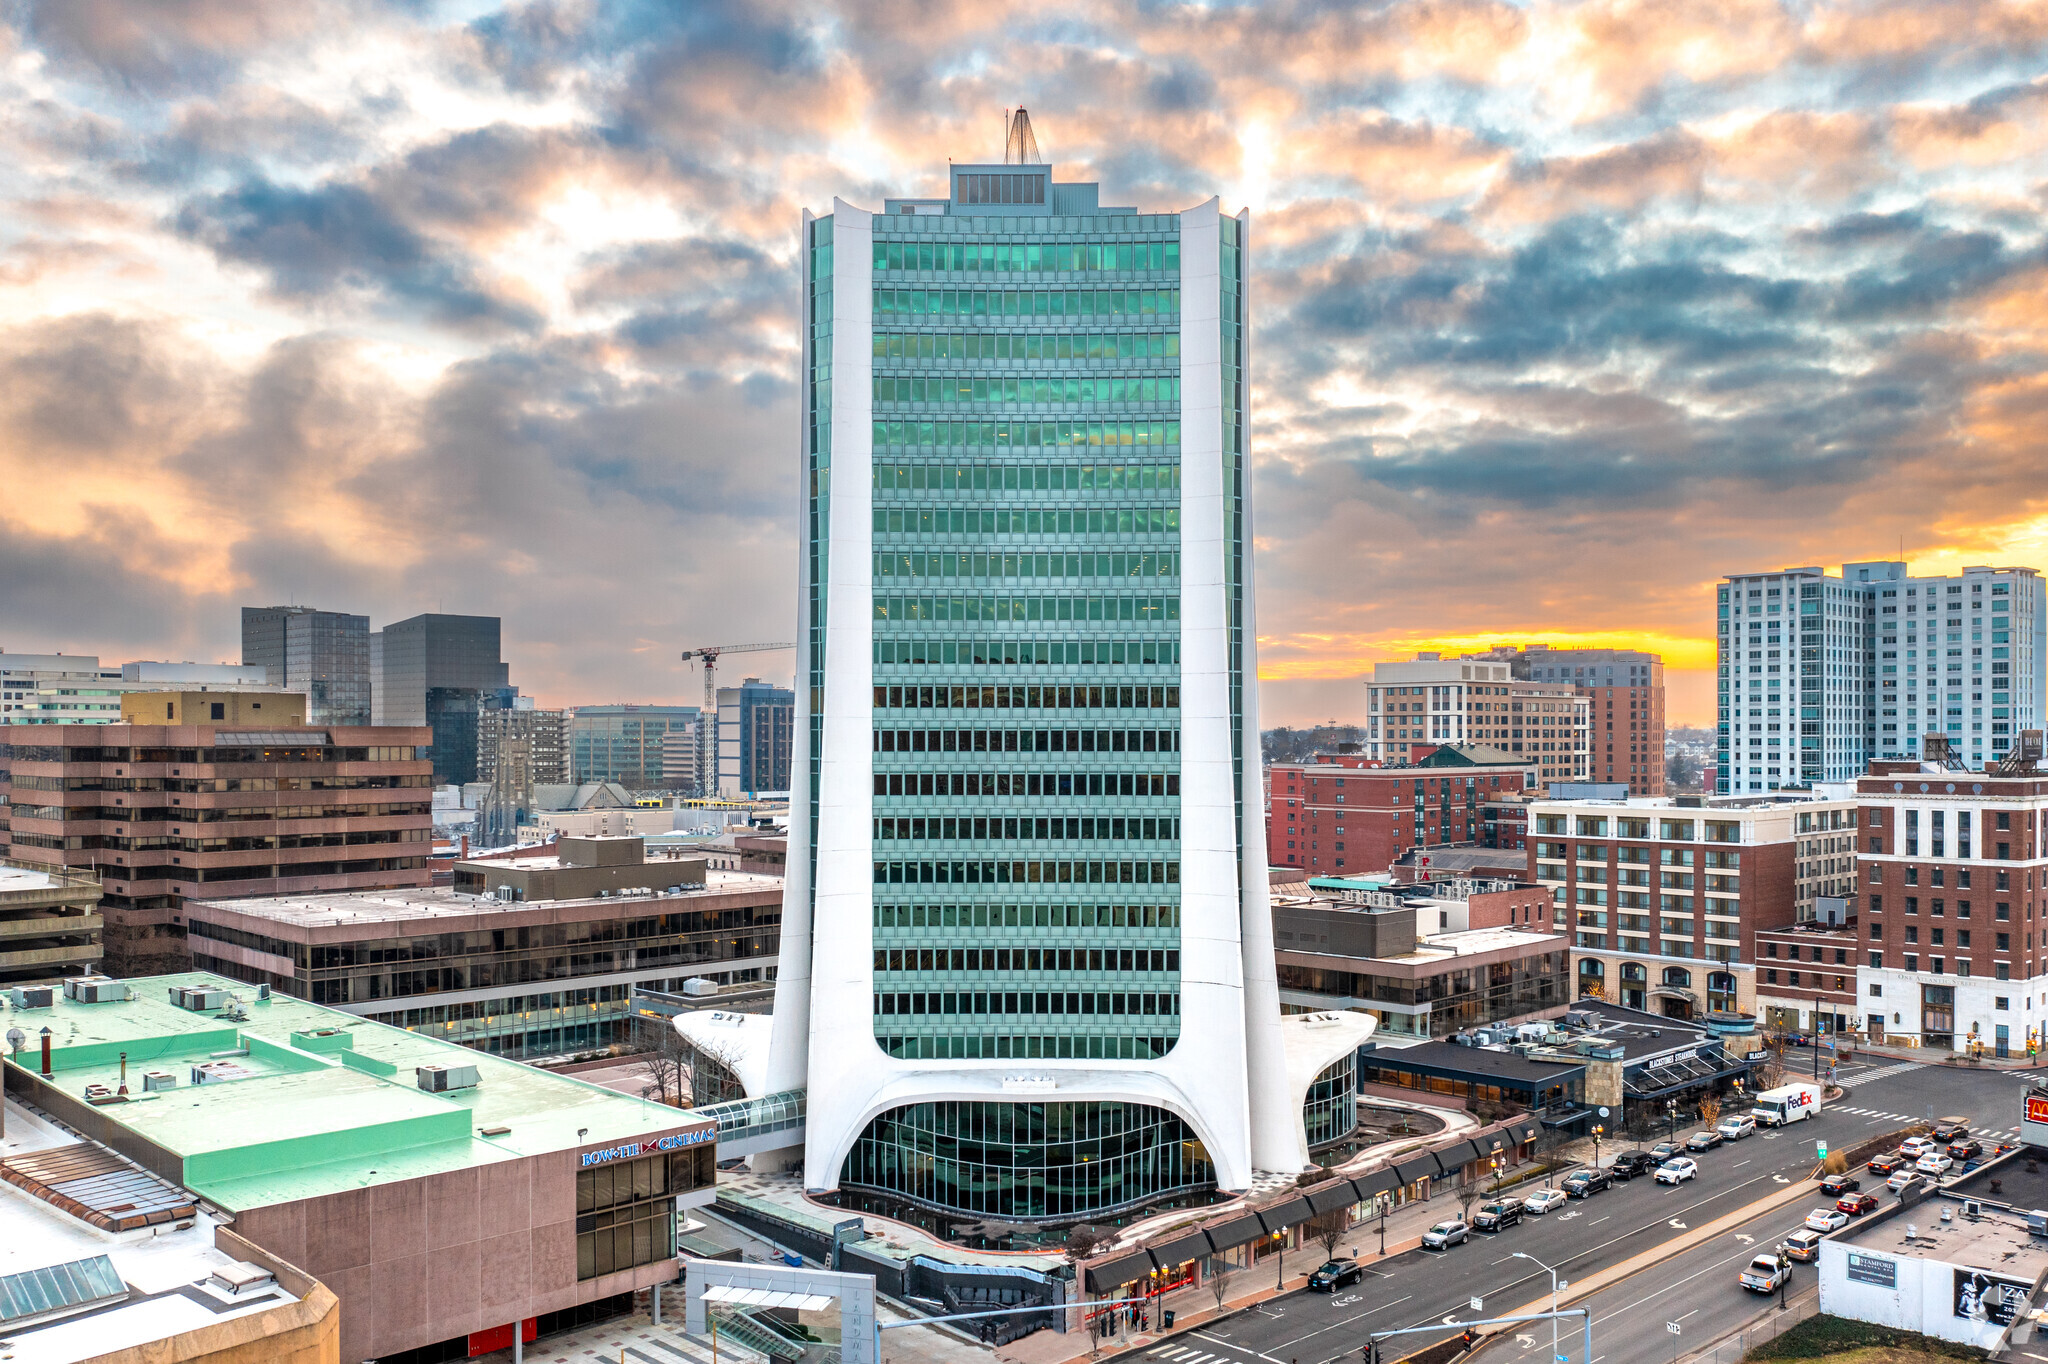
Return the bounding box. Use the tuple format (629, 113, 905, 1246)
(5, 0, 2047, 730)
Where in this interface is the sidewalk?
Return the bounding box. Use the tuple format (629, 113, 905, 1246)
(1837, 1041, 2047, 1072)
(997, 1167, 1582, 1364)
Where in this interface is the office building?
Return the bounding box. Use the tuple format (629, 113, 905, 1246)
(716, 678, 795, 796)
(1755, 918, 1861, 1035)
(1266, 747, 1532, 874)
(240, 605, 372, 725)
(1473, 645, 1668, 794)
(476, 705, 568, 845)
(0, 719, 433, 976)
(1857, 748, 2048, 1053)
(0, 653, 282, 724)
(678, 126, 1370, 1225)
(372, 613, 509, 785)
(1365, 655, 1591, 785)
(3, 973, 715, 1361)
(1526, 791, 1857, 1018)
(569, 704, 699, 789)
(660, 721, 702, 791)
(1716, 561, 2047, 793)
(181, 836, 780, 1057)
(1271, 877, 1564, 1038)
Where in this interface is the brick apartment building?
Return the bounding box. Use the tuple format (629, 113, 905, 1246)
(0, 707, 434, 976)
(1471, 646, 1668, 794)
(1755, 919, 1861, 1035)
(1268, 747, 1532, 875)
(1857, 749, 2048, 1053)
(1527, 793, 1855, 1019)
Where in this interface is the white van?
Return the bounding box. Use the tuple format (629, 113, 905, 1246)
(1752, 1082, 1823, 1126)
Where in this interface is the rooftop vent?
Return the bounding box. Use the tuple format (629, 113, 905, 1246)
(416, 1063, 480, 1094)
(206, 1262, 276, 1298)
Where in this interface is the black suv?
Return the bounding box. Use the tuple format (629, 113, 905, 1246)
(1474, 1200, 1524, 1232)
(1608, 1151, 1657, 1181)
(1308, 1259, 1364, 1292)
(1562, 1169, 1609, 1198)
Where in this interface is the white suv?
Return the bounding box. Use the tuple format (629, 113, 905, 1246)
(1716, 1114, 1757, 1141)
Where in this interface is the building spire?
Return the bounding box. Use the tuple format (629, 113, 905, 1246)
(1004, 107, 1042, 164)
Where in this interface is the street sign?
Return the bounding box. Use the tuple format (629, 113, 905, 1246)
(1559, 1281, 1569, 1291)
(1818, 1141, 1829, 1158)
(1667, 1323, 1682, 1336)
(1471, 1297, 1484, 1312)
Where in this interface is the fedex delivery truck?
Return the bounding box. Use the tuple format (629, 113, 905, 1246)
(1752, 1082, 1824, 1126)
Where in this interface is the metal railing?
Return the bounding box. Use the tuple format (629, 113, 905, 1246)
(711, 1308, 801, 1361)
(1679, 1290, 1819, 1364)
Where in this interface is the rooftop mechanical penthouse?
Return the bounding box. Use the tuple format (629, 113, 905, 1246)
(675, 112, 1371, 1227)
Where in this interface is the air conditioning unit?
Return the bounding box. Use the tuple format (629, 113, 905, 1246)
(256, 983, 271, 1000)
(680, 978, 719, 997)
(9, 987, 53, 1010)
(415, 1063, 480, 1093)
(168, 985, 229, 1012)
(142, 1070, 177, 1093)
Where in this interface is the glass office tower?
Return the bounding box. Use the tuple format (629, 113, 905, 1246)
(738, 143, 1368, 1224)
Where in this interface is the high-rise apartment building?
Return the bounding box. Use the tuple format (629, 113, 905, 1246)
(1365, 655, 1590, 786)
(678, 128, 1368, 1224)
(568, 704, 698, 788)
(240, 606, 372, 725)
(1473, 645, 1666, 794)
(1716, 561, 2046, 793)
(715, 679, 794, 796)
(371, 614, 508, 785)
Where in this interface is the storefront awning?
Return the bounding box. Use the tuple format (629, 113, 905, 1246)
(1306, 1182, 1360, 1216)
(1197, 1214, 1265, 1256)
(1394, 1155, 1442, 1185)
(1256, 1197, 1314, 1233)
(1085, 1252, 1159, 1294)
(1146, 1231, 1215, 1268)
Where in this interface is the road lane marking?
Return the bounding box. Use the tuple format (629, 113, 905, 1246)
(1270, 1296, 1415, 1352)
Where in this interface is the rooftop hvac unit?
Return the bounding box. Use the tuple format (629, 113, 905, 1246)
(415, 1063, 480, 1093)
(256, 983, 271, 1000)
(9, 987, 53, 1010)
(680, 978, 719, 997)
(141, 1070, 177, 1092)
(71, 980, 123, 1004)
(168, 985, 229, 1012)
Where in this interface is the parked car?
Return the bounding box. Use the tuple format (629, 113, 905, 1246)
(1563, 1169, 1610, 1198)
(1805, 1207, 1851, 1233)
(1948, 1138, 1984, 1162)
(1900, 1136, 1937, 1159)
(1820, 1173, 1862, 1196)
(1474, 1200, 1524, 1232)
(1867, 1150, 1907, 1175)
(1740, 1252, 1792, 1293)
(1931, 1117, 1971, 1143)
(1609, 1151, 1657, 1181)
(1783, 1229, 1825, 1263)
(1837, 1193, 1880, 1217)
(1916, 1152, 1955, 1176)
(1309, 1259, 1364, 1292)
(1655, 1158, 1699, 1185)
(1523, 1188, 1568, 1215)
(1686, 1129, 1725, 1152)
(1717, 1115, 1758, 1141)
(1887, 1169, 1922, 1194)
(1650, 1141, 1681, 1163)
(1422, 1220, 1470, 1250)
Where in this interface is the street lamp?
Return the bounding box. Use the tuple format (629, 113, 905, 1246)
(1665, 1098, 1677, 1144)
(1378, 1197, 1388, 1257)
(1273, 1228, 1288, 1290)
(1512, 1251, 1565, 1364)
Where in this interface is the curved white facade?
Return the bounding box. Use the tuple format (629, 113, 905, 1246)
(764, 177, 1307, 1213)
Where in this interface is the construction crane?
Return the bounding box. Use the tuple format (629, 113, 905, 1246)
(679, 642, 794, 796)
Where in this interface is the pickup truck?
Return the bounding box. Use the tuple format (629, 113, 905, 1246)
(1740, 1253, 1792, 1294)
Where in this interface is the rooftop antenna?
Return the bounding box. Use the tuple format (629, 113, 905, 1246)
(1005, 107, 1042, 164)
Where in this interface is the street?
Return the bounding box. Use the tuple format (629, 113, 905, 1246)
(1126, 1058, 2036, 1364)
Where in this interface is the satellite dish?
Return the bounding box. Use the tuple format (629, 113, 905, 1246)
(4, 1028, 22, 1053)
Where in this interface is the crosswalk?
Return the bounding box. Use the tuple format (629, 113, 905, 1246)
(1837, 1061, 1923, 1088)
(1831, 1102, 2022, 1142)
(1150, 1340, 1260, 1364)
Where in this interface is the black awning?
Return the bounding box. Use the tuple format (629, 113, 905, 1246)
(1350, 1168, 1400, 1199)
(1257, 1197, 1315, 1233)
(1146, 1231, 1214, 1268)
(1394, 1155, 1442, 1184)
(1508, 1118, 1541, 1145)
(1084, 1251, 1157, 1294)
(1306, 1182, 1360, 1216)
(1200, 1213, 1266, 1255)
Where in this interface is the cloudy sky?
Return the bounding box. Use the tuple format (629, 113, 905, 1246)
(4, 0, 2045, 727)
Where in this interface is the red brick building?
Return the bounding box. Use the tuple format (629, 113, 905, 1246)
(1267, 747, 1530, 875)
(1754, 921, 1860, 1035)
(0, 722, 434, 976)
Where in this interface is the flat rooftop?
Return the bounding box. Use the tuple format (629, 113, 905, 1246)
(2, 973, 711, 1213)
(0, 1098, 301, 1362)
(0, 864, 57, 894)
(1839, 1193, 2048, 1281)
(183, 868, 783, 931)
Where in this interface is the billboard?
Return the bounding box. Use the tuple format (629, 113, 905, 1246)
(1955, 1268, 2032, 1326)
(1846, 1252, 1897, 1288)
(2023, 1090, 2048, 1148)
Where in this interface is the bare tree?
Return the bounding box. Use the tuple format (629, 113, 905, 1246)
(1456, 1177, 1484, 1223)
(1698, 1094, 1721, 1128)
(1208, 1260, 1233, 1315)
(1308, 1208, 1348, 1260)
(636, 1023, 690, 1107)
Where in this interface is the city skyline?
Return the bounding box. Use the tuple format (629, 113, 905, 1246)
(5, 5, 2046, 730)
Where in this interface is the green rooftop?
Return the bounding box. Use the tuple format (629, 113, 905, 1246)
(1, 973, 710, 1212)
